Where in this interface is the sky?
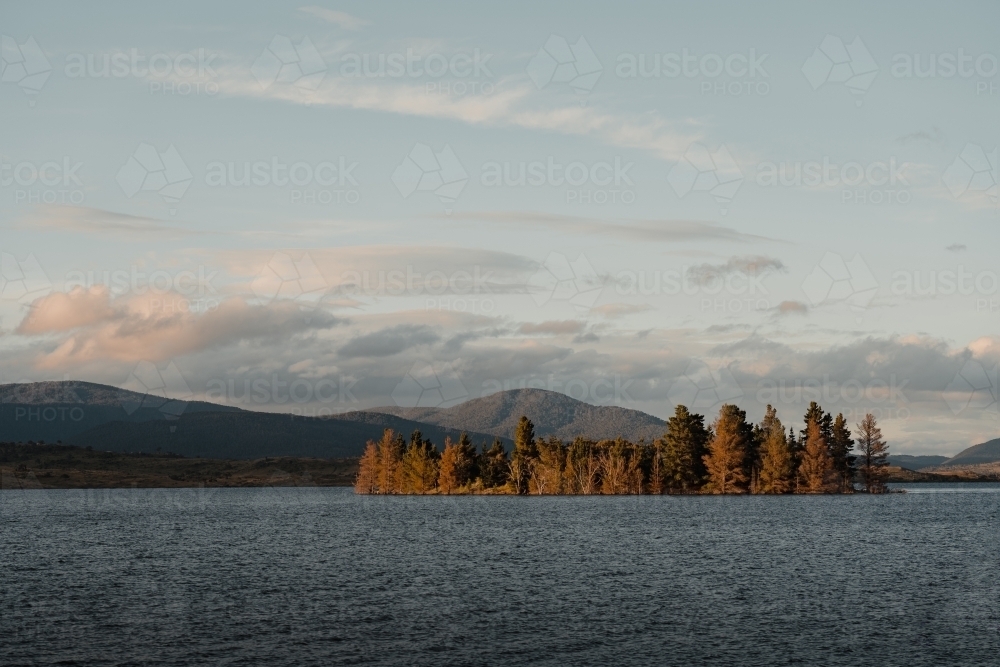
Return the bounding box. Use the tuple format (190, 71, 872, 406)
(1, 0, 998, 455)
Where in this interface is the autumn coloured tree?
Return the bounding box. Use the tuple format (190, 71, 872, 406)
(353, 408, 889, 497)
(377, 429, 406, 494)
(757, 405, 794, 494)
(354, 440, 380, 494)
(564, 436, 600, 494)
(703, 404, 750, 494)
(401, 430, 439, 494)
(798, 419, 837, 493)
(530, 435, 565, 494)
(856, 413, 890, 494)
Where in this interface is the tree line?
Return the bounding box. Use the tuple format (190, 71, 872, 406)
(354, 402, 891, 495)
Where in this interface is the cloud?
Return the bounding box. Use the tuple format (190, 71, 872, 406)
(15, 206, 208, 238)
(204, 60, 700, 161)
(441, 327, 507, 353)
(297, 6, 370, 30)
(573, 332, 600, 344)
(453, 211, 778, 244)
(519, 320, 585, 335)
(21, 290, 339, 369)
(687, 255, 786, 286)
(338, 324, 439, 358)
(17, 287, 117, 334)
(216, 245, 537, 299)
(775, 300, 808, 315)
(946, 244, 967, 252)
(591, 303, 653, 318)
(895, 126, 946, 147)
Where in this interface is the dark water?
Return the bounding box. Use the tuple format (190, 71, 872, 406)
(2, 485, 999, 667)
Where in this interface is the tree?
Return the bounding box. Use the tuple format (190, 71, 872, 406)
(703, 404, 749, 494)
(354, 440, 379, 494)
(455, 432, 478, 485)
(564, 436, 599, 494)
(757, 405, 794, 494)
(798, 419, 837, 493)
(530, 436, 565, 494)
(510, 416, 537, 494)
(599, 438, 642, 494)
(856, 413, 889, 494)
(662, 405, 710, 493)
(829, 413, 856, 492)
(375, 429, 405, 494)
(437, 436, 474, 494)
(478, 438, 508, 489)
(401, 430, 438, 494)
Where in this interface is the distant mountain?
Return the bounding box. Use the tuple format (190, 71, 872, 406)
(67, 410, 505, 459)
(938, 438, 1000, 467)
(887, 455, 949, 471)
(374, 388, 667, 442)
(0, 381, 240, 443)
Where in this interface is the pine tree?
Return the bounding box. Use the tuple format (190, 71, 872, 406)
(455, 432, 478, 486)
(829, 413, 856, 492)
(662, 405, 710, 493)
(856, 413, 890, 494)
(478, 438, 508, 489)
(703, 404, 749, 494)
(757, 405, 793, 494)
(798, 420, 837, 493)
(510, 416, 537, 494)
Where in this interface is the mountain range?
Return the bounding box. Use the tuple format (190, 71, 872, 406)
(2, 381, 999, 467)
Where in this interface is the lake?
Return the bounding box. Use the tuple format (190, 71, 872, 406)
(2, 485, 999, 666)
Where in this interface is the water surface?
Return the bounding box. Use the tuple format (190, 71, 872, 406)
(2, 485, 999, 666)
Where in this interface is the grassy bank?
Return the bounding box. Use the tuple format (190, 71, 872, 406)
(0, 442, 358, 489)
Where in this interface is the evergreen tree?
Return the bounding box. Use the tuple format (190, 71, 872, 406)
(456, 432, 478, 485)
(757, 405, 794, 494)
(829, 413, 856, 492)
(478, 438, 508, 489)
(662, 405, 710, 493)
(856, 413, 890, 494)
(510, 416, 537, 494)
(703, 404, 749, 494)
(798, 420, 837, 493)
